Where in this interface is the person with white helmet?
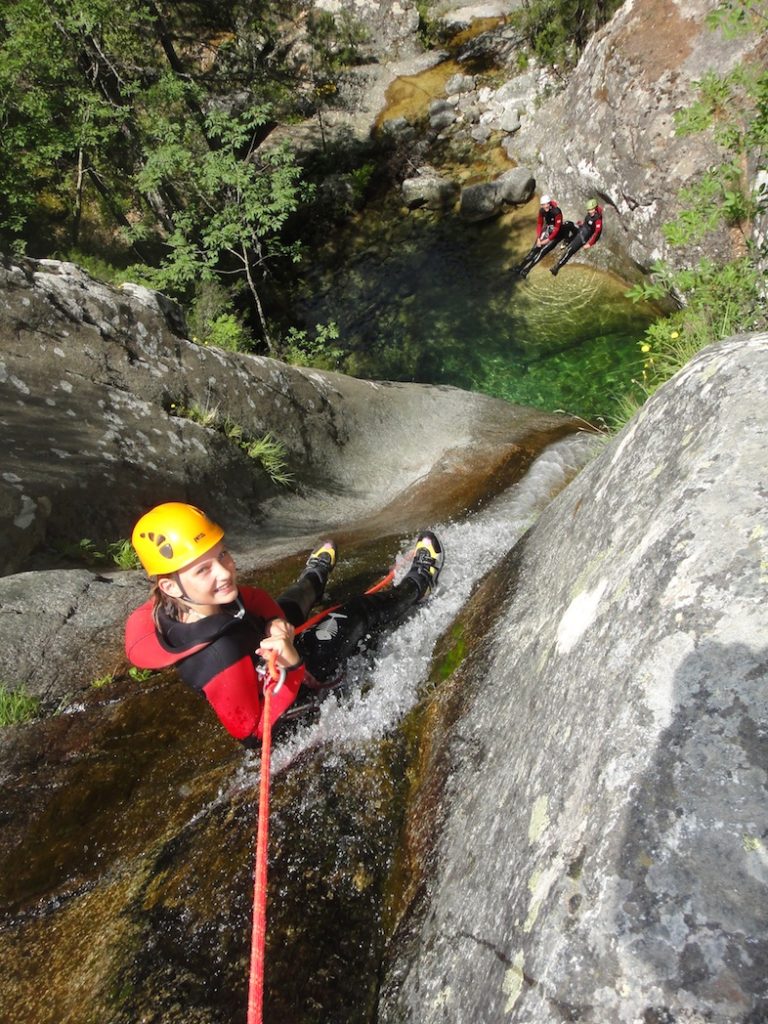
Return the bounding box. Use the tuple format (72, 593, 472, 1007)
(125, 502, 444, 746)
(512, 194, 567, 278)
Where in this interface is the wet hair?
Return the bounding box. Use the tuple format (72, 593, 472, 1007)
(150, 578, 187, 625)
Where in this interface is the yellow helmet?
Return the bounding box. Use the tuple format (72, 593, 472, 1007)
(132, 502, 224, 576)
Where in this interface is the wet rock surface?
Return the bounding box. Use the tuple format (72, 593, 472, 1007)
(0, 253, 573, 701)
(379, 333, 768, 1023)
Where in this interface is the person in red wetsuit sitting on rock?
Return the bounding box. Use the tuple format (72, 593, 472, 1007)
(550, 198, 603, 276)
(512, 194, 566, 278)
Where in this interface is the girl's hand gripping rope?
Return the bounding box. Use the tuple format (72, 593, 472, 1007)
(257, 617, 300, 694)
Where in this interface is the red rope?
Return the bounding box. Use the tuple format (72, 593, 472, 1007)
(246, 649, 279, 1024)
(245, 560, 401, 1021)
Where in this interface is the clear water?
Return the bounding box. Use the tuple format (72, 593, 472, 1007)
(295, 198, 658, 422)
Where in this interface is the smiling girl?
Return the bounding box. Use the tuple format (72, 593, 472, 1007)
(125, 502, 444, 747)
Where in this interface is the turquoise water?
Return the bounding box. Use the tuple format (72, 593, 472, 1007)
(294, 198, 658, 422)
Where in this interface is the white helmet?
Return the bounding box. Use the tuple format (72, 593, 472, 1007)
(540, 194, 551, 205)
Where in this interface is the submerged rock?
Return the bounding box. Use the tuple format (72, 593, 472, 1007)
(401, 166, 460, 208)
(459, 166, 535, 220)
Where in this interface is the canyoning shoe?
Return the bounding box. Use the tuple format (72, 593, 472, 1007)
(550, 264, 560, 276)
(300, 540, 337, 588)
(405, 531, 444, 600)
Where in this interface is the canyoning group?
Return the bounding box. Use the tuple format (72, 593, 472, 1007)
(512, 195, 604, 279)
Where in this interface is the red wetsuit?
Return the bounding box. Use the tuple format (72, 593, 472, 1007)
(515, 201, 564, 276)
(125, 570, 428, 745)
(125, 586, 306, 743)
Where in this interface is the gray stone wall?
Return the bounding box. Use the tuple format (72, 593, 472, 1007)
(380, 332, 768, 1023)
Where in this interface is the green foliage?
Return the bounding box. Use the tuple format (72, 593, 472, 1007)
(176, 399, 219, 429)
(128, 666, 153, 682)
(187, 280, 254, 352)
(281, 321, 343, 369)
(91, 673, 114, 689)
(629, 258, 763, 337)
(242, 433, 293, 485)
(302, 9, 368, 151)
(619, 255, 765, 428)
(56, 250, 131, 285)
(615, 2, 767, 431)
(509, 0, 624, 70)
(169, 402, 293, 485)
(128, 98, 311, 348)
(0, 2, 318, 348)
(205, 314, 252, 352)
(706, 0, 768, 37)
(414, 0, 442, 47)
(107, 539, 141, 570)
(0, 683, 39, 726)
(349, 163, 376, 202)
(60, 536, 140, 568)
(0, 0, 153, 241)
(668, 60, 766, 244)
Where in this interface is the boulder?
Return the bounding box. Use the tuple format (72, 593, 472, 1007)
(401, 168, 460, 209)
(379, 332, 768, 1023)
(459, 166, 535, 220)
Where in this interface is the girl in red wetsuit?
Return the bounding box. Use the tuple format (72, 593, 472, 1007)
(125, 502, 443, 747)
(512, 194, 565, 278)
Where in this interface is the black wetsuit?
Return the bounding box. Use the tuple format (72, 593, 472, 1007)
(279, 572, 423, 685)
(552, 206, 603, 274)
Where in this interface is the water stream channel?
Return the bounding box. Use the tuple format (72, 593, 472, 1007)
(0, 432, 600, 1024)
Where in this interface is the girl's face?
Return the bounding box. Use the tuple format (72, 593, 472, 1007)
(162, 541, 238, 615)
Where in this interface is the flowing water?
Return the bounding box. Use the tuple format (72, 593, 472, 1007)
(0, 431, 601, 1024)
(272, 430, 602, 770)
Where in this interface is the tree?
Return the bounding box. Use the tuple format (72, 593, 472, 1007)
(0, 0, 168, 246)
(0, 0, 314, 346)
(303, 9, 367, 150)
(132, 91, 311, 351)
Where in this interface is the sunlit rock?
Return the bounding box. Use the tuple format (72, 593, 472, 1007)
(379, 332, 768, 1024)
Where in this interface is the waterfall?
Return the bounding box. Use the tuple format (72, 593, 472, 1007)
(270, 430, 604, 771)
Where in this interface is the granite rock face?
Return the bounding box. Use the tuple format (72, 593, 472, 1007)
(509, 0, 765, 275)
(379, 333, 768, 1023)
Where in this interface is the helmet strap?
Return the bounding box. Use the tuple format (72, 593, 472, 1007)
(170, 574, 245, 619)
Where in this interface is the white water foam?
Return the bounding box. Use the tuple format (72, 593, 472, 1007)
(269, 431, 603, 772)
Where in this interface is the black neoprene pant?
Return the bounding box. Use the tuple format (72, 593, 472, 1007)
(277, 576, 423, 683)
(518, 236, 560, 272)
(557, 228, 590, 268)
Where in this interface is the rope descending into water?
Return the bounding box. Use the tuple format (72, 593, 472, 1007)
(247, 648, 281, 1024)
(246, 561, 400, 1021)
